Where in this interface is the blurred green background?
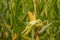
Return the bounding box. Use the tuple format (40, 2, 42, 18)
(0, 0, 60, 40)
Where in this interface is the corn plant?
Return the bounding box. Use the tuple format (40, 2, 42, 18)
(0, 0, 60, 40)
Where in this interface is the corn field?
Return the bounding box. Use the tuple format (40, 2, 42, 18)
(0, 0, 60, 40)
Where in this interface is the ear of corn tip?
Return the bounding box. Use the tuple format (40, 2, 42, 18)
(28, 11, 36, 21)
